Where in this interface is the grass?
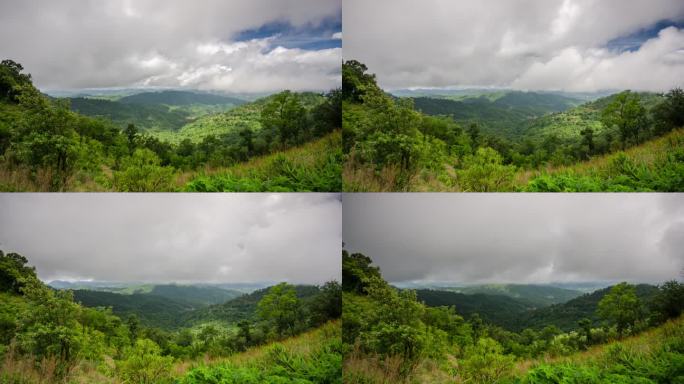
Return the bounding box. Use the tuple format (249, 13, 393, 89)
(0, 322, 341, 384)
(519, 128, 684, 191)
(182, 131, 342, 192)
(177, 321, 342, 384)
(509, 316, 684, 383)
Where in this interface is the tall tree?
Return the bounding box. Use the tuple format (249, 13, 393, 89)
(597, 282, 642, 334)
(600, 91, 647, 149)
(257, 283, 301, 337)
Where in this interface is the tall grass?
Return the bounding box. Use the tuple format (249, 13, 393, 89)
(183, 131, 342, 192)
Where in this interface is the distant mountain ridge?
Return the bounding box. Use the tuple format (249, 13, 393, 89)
(411, 91, 583, 138)
(415, 283, 660, 332)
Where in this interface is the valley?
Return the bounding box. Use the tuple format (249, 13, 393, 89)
(0, 60, 342, 192)
(342, 60, 684, 192)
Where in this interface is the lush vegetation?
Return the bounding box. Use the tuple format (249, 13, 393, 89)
(0, 59, 341, 191)
(342, 250, 684, 383)
(0, 250, 342, 383)
(342, 60, 684, 191)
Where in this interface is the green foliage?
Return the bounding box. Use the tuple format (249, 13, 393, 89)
(0, 60, 340, 192)
(117, 338, 174, 384)
(112, 148, 175, 191)
(342, 250, 382, 295)
(180, 331, 342, 384)
(598, 283, 644, 335)
(343, 60, 682, 192)
(0, 251, 37, 294)
(456, 147, 516, 191)
(257, 283, 301, 338)
(650, 281, 684, 324)
(459, 337, 515, 383)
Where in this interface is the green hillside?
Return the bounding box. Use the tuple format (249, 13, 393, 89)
(520, 128, 684, 192)
(515, 284, 659, 332)
(152, 92, 326, 144)
(415, 289, 534, 325)
(118, 90, 244, 106)
(69, 97, 192, 131)
(444, 284, 583, 307)
(342, 250, 684, 384)
(178, 320, 342, 384)
(72, 289, 195, 329)
(0, 250, 341, 384)
(184, 285, 322, 326)
(0, 60, 341, 192)
(413, 91, 582, 138)
(342, 60, 684, 192)
(510, 316, 684, 383)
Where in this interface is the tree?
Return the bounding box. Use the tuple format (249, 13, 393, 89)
(580, 127, 594, 158)
(124, 123, 137, 153)
(342, 250, 382, 294)
(342, 60, 380, 103)
(650, 280, 684, 323)
(308, 280, 342, 326)
(112, 148, 175, 192)
(237, 320, 251, 345)
(597, 282, 642, 335)
(0, 250, 38, 294)
(653, 88, 684, 134)
(126, 314, 140, 342)
(260, 91, 307, 146)
(600, 91, 647, 148)
(257, 283, 301, 338)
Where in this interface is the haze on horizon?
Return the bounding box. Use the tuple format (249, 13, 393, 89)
(0, 194, 342, 285)
(344, 0, 684, 92)
(343, 194, 684, 285)
(0, 0, 341, 93)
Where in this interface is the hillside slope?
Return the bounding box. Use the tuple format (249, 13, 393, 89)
(511, 315, 684, 383)
(520, 128, 684, 192)
(177, 320, 341, 383)
(445, 284, 582, 307)
(412, 91, 582, 138)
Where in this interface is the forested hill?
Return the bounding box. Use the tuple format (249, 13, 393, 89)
(118, 90, 245, 106)
(417, 284, 660, 332)
(412, 91, 582, 138)
(415, 289, 535, 325)
(183, 285, 322, 325)
(442, 283, 582, 307)
(515, 283, 660, 331)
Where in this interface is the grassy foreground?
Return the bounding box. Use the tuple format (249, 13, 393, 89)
(177, 320, 342, 384)
(519, 128, 684, 192)
(182, 130, 342, 192)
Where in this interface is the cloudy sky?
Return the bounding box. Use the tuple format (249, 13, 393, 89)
(343, 194, 684, 285)
(344, 0, 684, 91)
(0, 0, 341, 93)
(0, 194, 341, 284)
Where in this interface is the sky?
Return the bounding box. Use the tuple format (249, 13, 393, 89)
(344, 0, 684, 92)
(343, 194, 684, 285)
(0, 193, 341, 284)
(0, 0, 341, 93)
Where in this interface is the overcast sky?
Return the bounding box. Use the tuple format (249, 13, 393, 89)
(344, 0, 684, 91)
(0, 194, 341, 284)
(343, 194, 684, 285)
(0, 0, 341, 93)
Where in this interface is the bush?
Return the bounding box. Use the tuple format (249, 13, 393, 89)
(112, 148, 175, 191)
(117, 339, 174, 384)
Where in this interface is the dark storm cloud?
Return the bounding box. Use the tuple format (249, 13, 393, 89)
(344, 0, 684, 91)
(0, 0, 341, 92)
(343, 194, 683, 284)
(0, 194, 341, 284)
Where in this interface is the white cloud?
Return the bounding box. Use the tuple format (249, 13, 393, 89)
(332, 32, 342, 39)
(344, 0, 684, 91)
(0, 0, 341, 92)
